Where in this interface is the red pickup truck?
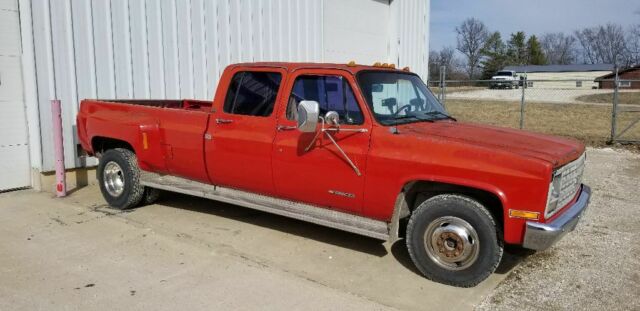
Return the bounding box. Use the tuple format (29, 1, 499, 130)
(77, 62, 590, 287)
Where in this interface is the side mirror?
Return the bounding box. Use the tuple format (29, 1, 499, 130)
(325, 111, 340, 127)
(296, 100, 319, 133)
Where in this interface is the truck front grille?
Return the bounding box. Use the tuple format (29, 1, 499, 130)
(547, 153, 586, 218)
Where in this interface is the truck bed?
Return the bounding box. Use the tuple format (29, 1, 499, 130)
(96, 99, 213, 112)
(77, 98, 213, 182)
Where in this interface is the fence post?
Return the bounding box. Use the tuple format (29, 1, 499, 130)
(51, 99, 66, 197)
(520, 76, 526, 129)
(439, 66, 446, 106)
(610, 67, 619, 142)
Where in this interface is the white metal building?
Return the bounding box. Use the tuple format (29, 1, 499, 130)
(0, 0, 430, 191)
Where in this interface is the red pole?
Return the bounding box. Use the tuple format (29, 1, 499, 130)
(51, 99, 66, 197)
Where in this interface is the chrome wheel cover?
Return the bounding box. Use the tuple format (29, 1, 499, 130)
(103, 161, 125, 197)
(424, 216, 480, 270)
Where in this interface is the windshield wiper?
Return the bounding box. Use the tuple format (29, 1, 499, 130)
(381, 114, 433, 125)
(423, 111, 457, 121)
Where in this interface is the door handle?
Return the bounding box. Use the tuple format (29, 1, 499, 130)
(216, 118, 233, 124)
(276, 125, 297, 131)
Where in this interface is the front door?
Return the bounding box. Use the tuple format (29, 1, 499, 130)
(272, 70, 372, 213)
(205, 68, 286, 196)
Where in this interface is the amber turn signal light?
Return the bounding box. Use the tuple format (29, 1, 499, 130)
(508, 209, 540, 220)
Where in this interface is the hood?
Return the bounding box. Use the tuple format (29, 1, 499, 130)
(397, 121, 584, 167)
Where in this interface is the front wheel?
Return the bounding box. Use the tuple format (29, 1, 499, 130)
(406, 194, 503, 287)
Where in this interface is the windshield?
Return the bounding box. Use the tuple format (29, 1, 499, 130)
(357, 71, 451, 126)
(495, 71, 514, 76)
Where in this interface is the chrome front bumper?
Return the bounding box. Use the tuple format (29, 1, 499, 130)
(522, 185, 591, 251)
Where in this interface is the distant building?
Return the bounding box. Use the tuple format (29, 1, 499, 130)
(596, 65, 640, 89)
(502, 64, 614, 89)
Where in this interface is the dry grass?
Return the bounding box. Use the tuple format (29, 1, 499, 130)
(575, 91, 640, 105)
(445, 99, 640, 147)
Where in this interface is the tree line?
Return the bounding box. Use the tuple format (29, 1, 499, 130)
(429, 18, 640, 81)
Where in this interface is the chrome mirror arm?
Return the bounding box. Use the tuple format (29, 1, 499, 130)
(303, 117, 363, 176)
(322, 129, 362, 176)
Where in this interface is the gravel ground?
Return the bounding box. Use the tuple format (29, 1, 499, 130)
(477, 147, 640, 311)
(447, 88, 614, 104)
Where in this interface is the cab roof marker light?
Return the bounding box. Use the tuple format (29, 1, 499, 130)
(347, 61, 357, 67)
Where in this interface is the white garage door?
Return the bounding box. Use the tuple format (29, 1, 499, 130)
(0, 0, 30, 191)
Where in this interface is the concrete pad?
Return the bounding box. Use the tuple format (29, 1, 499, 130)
(0, 186, 517, 310)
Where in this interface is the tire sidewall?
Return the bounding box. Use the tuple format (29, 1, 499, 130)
(407, 195, 502, 286)
(97, 149, 140, 209)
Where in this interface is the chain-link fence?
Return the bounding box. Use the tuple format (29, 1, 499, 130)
(428, 78, 640, 145)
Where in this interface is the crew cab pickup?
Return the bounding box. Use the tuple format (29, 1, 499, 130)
(77, 62, 590, 287)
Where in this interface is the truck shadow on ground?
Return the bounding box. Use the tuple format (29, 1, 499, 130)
(158, 192, 389, 257)
(155, 191, 533, 277)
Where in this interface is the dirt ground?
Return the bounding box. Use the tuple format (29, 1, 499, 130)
(0, 147, 638, 310)
(0, 183, 509, 309)
(446, 88, 621, 105)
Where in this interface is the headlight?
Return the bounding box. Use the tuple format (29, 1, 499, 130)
(545, 171, 562, 217)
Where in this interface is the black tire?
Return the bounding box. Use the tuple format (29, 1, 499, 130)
(140, 187, 161, 206)
(406, 194, 503, 287)
(97, 148, 145, 210)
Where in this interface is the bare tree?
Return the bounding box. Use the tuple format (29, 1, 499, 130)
(438, 46, 456, 74)
(456, 18, 489, 79)
(575, 24, 628, 66)
(428, 46, 458, 81)
(540, 32, 576, 64)
(574, 28, 598, 64)
(626, 24, 640, 66)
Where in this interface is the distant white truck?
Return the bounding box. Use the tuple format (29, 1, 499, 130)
(489, 70, 520, 89)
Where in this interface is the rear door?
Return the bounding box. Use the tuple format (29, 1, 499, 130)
(204, 67, 285, 196)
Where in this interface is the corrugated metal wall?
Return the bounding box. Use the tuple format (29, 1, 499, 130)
(392, 0, 430, 80)
(31, 0, 323, 171)
(27, 0, 429, 172)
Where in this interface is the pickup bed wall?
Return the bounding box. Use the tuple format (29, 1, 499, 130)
(78, 100, 211, 183)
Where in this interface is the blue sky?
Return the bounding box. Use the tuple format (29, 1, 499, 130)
(430, 0, 640, 51)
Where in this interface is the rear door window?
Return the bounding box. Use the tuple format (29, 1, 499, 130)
(223, 71, 282, 117)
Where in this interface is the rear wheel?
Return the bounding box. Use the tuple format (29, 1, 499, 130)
(97, 148, 144, 210)
(406, 194, 503, 287)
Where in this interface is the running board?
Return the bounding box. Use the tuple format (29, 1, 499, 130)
(140, 172, 390, 240)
